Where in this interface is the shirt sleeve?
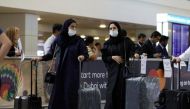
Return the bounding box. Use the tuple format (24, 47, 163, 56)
(44, 36, 56, 54)
(179, 47, 190, 61)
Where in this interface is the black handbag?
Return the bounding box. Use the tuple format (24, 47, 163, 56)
(44, 71, 56, 84)
(44, 45, 57, 84)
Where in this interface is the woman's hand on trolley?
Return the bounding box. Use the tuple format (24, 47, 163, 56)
(112, 56, 123, 64)
(78, 55, 85, 62)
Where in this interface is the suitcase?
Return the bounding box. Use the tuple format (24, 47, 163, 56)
(78, 61, 101, 109)
(14, 60, 42, 109)
(156, 62, 190, 109)
(125, 76, 160, 109)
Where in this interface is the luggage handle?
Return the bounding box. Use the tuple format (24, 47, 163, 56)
(171, 61, 181, 90)
(30, 60, 38, 96)
(177, 62, 181, 90)
(171, 61, 175, 90)
(79, 60, 82, 89)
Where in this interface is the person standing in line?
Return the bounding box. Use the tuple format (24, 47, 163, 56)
(44, 24, 62, 55)
(36, 19, 88, 109)
(102, 22, 137, 109)
(135, 33, 146, 52)
(85, 36, 98, 60)
(0, 28, 12, 60)
(6, 26, 22, 57)
(156, 35, 170, 58)
(138, 31, 162, 58)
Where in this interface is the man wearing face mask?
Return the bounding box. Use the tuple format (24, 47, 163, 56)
(156, 35, 169, 58)
(102, 22, 136, 109)
(36, 19, 88, 109)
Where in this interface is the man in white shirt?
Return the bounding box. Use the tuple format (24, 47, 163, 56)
(174, 47, 190, 62)
(44, 24, 62, 54)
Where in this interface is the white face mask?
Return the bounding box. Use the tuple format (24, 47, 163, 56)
(109, 30, 118, 37)
(68, 29, 76, 36)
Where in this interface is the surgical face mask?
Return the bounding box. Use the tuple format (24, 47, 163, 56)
(68, 29, 76, 36)
(109, 30, 118, 37)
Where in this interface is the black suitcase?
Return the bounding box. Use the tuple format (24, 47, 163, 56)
(156, 62, 190, 109)
(14, 60, 42, 109)
(78, 61, 101, 109)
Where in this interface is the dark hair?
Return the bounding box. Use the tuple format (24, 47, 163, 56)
(53, 24, 62, 33)
(159, 35, 169, 42)
(108, 22, 121, 36)
(151, 31, 161, 38)
(138, 33, 146, 39)
(120, 29, 127, 37)
(61, 19, 76, 35)
(85, 36, 94, 46)
(95, 42, 101, 46)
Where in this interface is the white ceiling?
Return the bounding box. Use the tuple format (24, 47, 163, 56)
(0, 6, 155, 30)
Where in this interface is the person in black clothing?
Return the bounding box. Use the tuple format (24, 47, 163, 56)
(37, 19, 88, 109)
(135, 33, 146, 52)
(102, 22, 136, 109)
(120, 29, 138, 58)
(156, 35, 169, 58)
(138, 31, 162, 58)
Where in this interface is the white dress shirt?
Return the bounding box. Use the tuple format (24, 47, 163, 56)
(44, 34, 56, 55)
(179, 47, 190, 61)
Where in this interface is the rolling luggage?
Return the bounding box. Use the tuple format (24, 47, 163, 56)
(156, 62, 190, 109)
(14, 60, 42, 109)
(78, 61, 101, 109)
(125, 76, 160, 109)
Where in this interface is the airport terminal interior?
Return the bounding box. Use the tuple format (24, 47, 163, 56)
(1, 0, 190, 109)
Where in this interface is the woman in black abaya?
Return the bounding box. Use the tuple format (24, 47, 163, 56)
(102, 22, 136, 109)
(41, 19, 88, 109)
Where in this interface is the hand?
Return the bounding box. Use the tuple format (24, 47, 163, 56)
(134, 53, 140, 59)
(153, 53, 161, 58)
(15, 47, 21, 56)
(15, 50, 21, 56)
(32, 57, 42, 62)
(112, 56, 123, 64)
(142, 53, 147, 56)
(78, 55, 85, 62)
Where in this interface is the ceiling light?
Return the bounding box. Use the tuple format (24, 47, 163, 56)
(94, 37, 100, 40)
(99, 24, 106, 28)
(105, 37, 109, 41)
(80, 35, 86, 38)
(37, 17, 42, 21)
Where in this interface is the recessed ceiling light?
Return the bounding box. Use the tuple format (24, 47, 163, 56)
(99, 24, 106, 28)
(94, 37, 100, 40)
(80, 35, 86, 38)
(105, 37, 109, 41)
(37, 17, 42, 21)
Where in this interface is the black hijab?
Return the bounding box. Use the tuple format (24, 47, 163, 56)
(106, 22, 124, 44)
(57, 19, 79, 47)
